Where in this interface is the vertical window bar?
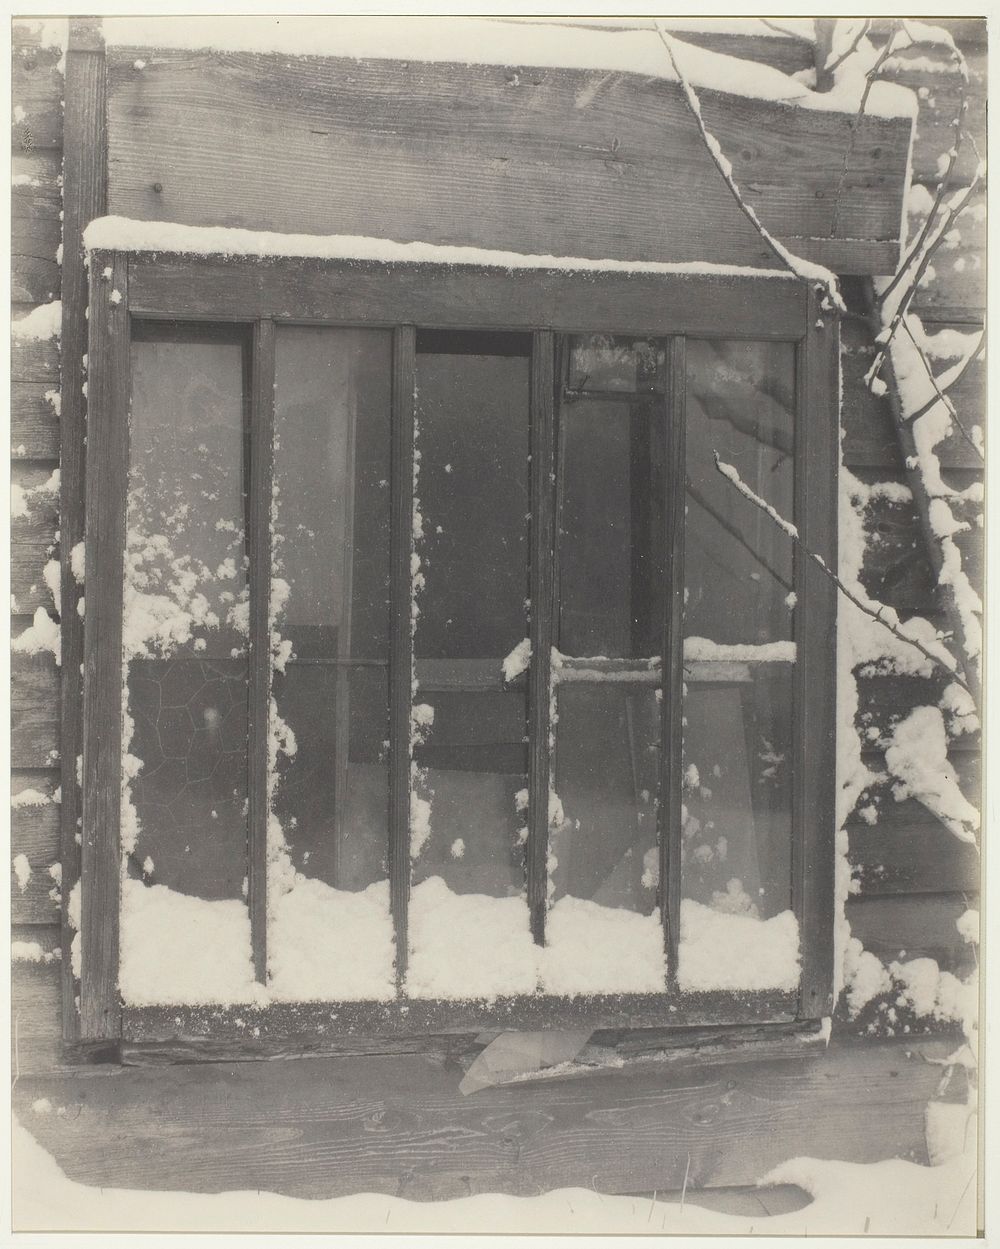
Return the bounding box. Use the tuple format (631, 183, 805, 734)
(390, 325, 417, 986)
(80, 251, 129, 1041)
(794, 296, 839, 1019)
(528, 330, 555, 945)
(247, 319, 275, 984)
(660, 335, 686, 984)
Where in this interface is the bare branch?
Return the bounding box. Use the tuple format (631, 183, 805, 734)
(712, 453, 971, 695)
(904, 330, 985, 426)
(829, 23, 903, 238)
(825, 19, 872, 75)
(877, 76, 969, 309)
(759, 18, 813, 42)
(900, 318, 984, 461)
(653, 25, 839, 305)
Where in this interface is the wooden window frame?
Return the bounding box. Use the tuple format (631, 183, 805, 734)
(80, 249, 838, 1055)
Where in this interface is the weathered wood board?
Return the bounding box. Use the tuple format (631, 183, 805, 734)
(11, 1037, 956, 1200)
(105, 47, 910, 273)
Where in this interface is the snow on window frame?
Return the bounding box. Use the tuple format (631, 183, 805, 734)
(77, 238, 840, 1044)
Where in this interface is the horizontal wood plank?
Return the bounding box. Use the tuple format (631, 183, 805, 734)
(11, 652, 61, 769)
(892, 52, 987, 186)
(106, 48, 909, 273)
(11, 543, 58, 613)
(11, 216, 62, 305)
(12, 1036, 958, 1199)
(10, 41, 65, 152)
(11, 383, 61, 460)
(12, 150, 64, 219)
(849, 821, 980, 897)
(845, 892, 975, 970)
(11, 329, 60, 385)
(124, 253, 807, 338)
(10, 462, 60, 545)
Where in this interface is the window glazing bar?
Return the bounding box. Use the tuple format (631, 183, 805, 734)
(389, 325, 417, 986)
(247, 319, 276, 983)
(661, 335, 686, 983)
(528, 330, 556, 945)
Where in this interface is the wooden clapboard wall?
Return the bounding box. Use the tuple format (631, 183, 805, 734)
(9, 16, 984, 1205)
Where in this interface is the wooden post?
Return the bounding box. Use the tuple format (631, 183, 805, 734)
(80, 251, 128, 1042)
(59, 16, 107, 1045)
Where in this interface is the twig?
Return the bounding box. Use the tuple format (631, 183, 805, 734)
(878, 95, 967, 310)
(825, 19, 872, 75)
(900, 319, 984, 461)
(712, 453, 971, 694)
(868, 172, 984, 378)
(760, 18, 813, 42)
(680, 1153, 691, 1213)
(829, 23, 902, 238)
(903, 330, 985, 425)
(653, 24, 838, 303)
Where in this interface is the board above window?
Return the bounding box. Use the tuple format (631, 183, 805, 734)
(79, 245, 839, 1053)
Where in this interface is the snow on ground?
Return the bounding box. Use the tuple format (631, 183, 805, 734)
(12, 1114, 976, 1236)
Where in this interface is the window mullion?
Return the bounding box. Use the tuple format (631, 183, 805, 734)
(390, 325, 417, 988)
(528, 330, 555, 945)
(247, 319, 276, 984)
(661, 335, 686, 986)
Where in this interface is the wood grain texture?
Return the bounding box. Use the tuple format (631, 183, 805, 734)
(11, 384, 61, 460)
(892, 52, 987, 187)
(11, 542, 57, 612)
(80, 253, 129, 1042)
(845, 893, 975, 970)
(60, 31, 109, 1045)
(10, 39, 64, 152)
(126, 254, 808, 339)
(12, 150, 64, 218)
(793, 297, 840, 1020)
(11, 652, 61, 769)
(849, 821, 980, 897)
(105, 48, 909, 273)
(11, 215, 61, 304)
(10, 1036, 956, 1198)
(11, 329, 60, 385)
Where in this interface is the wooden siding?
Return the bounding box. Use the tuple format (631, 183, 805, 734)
(104, 45, 910, 274)
(9, 16, 983, 1211)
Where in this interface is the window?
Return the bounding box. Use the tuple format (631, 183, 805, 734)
(79, 250, 838, 1048)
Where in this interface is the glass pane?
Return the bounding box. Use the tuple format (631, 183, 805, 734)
(558, 399, 665, 658)
(685, 339, 795, 645)
(124, 332, 249, 904)
(269, 326, 394, 1001)
(568, 334, 666, 393)
(678, 662, 798, 992)
(544, 682, 665, 994)
(408, 336, 535, 999)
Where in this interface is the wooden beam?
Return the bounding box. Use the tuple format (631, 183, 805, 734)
(247, 320, 275, 983)
(104, 48, 911, 275)
(125, 254, 807, 339)
(10, 1036, 960, 1201)
(81, 252, 129, 1043)
(59, 18, 108, 1046)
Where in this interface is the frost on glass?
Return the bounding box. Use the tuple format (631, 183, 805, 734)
(680, 338, 799, 993)
(407, 333, 534, 999)
(124, 329, 249, 902)
(268, 326, 395, 1000)
(549, 336, 668, 993)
